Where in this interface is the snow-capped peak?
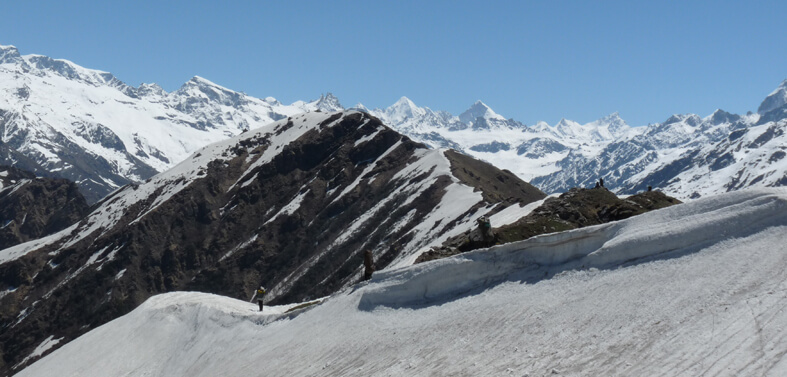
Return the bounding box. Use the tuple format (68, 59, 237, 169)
(313, 93, 343, 112)
(757, 79, 787, 115)
(458, 100, 506, 124)
(555, 118, 582, 133)
(137, 83, 166, 97)
(0, 44, 21, 64)
(705, 109, 741, 126)
(351, 103, 370, 113)
(585, 112, 631, 138)
(393, 96, 417, 109)
(182, 75, 231, 91)
(662, 113, 702, 127)
(382, 96, 426, 123)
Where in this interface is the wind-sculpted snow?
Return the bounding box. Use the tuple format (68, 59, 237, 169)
(18, 188, 787, 377)
(360, 188, 787, 309)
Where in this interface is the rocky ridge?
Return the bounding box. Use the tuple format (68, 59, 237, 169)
(0, 111, 545, 374)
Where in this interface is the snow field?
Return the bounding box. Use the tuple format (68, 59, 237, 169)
(18, 188, 787, 377)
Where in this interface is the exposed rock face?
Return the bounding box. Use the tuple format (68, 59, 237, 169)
(0, 165, 89, 251)
(0, 111, 545, 375)
(416, 188, 681, 263)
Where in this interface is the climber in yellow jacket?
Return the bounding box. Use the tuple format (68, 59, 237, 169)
(250, 286, 266, 312)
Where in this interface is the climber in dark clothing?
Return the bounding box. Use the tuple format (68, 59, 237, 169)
(363, 250, 375, 281)
(250, 286, 266, 312)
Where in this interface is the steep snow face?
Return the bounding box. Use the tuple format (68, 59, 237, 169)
(0, 45, 336, 202)
(758, 79, 787, 115)
(18, 188, 787, 377)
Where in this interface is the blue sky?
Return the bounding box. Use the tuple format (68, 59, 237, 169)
(1, 0, 785, 127)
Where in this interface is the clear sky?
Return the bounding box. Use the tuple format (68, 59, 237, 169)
(1, 0, 785, 127)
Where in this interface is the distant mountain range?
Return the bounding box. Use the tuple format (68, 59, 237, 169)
(0, 44, 341, 202)
(361, 82, 787, 200)
(1, 44, 785, 202)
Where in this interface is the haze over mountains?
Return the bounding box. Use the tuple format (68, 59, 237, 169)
(2, 44, 785, 204)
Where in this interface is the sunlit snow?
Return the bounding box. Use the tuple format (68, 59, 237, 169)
(19, 188, 787, 377)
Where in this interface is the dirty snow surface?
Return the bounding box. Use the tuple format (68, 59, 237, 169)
(19, 188, 787, 377)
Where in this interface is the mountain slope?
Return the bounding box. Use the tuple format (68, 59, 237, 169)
(18, 188, 787, 377)
(0, 165, 89, 251)
(0, 111, 545, 374)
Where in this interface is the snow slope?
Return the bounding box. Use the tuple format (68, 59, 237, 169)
(19, 188, 787, 376)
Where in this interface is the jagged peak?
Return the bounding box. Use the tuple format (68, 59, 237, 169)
(0, 44, 21, 64)
(591, 112, 629, 129)
(706, 109, 741, 125)
(599, 111, 622, 122)
(664, 113, 697, 124)
(314, 92, 343, 112)
(137, 83, 166, 96)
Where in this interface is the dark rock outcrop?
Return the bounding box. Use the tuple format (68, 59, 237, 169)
(416, 188, 681, 263)
(0, 166, 90, 251)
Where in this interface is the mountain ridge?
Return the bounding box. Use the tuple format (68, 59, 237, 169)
(0, 110, 545, 374)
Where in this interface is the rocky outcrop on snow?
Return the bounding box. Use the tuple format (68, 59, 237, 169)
(416, 187, 681, 263)
(0, 111, 545, 374)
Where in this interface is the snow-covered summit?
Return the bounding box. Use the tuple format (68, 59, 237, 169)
(458, 100, 507, 124)
(378, 96, 428, 124)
